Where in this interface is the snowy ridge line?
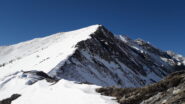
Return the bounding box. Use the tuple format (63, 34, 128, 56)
(0, 25, 101, 79)
(0, 25, 101, 65)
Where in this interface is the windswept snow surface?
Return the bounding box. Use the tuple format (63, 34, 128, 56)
(0, 72, 28, 100)
(12, 80, 118, 104)
(0, 25, 99, 79)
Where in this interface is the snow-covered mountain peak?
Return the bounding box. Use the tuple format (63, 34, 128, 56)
(62, 24, 101, 34)
(0, 25, 102, 80)
(0, 25, 185, 104)
(0, 24, 100, 64)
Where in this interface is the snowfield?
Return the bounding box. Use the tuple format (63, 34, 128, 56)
(0, 25, 99, 79)
(12, 79, 118, 104)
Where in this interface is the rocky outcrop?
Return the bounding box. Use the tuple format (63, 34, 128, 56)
(22, 70, 57, 85)
(96, 71, 185, 104)
(0, 94, 21, 104)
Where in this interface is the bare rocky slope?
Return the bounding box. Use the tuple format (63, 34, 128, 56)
(49, 25, 185, 87)
(96, 70, 185, 104)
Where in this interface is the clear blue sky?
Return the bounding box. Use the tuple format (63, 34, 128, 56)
(0, 0, 185, 55)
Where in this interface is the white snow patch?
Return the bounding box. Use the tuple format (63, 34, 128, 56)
(183, 60, 185, 65)
(161, 99, 167, 104)
(12, 80, 118, 104)
(119, 36, 128, 43)
(177, 62, 181, 66)
(173, 88, 181, 95)
(0, 72, 29, 100)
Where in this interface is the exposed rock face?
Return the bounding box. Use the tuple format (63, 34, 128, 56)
(22, 70, 57, 85)
(49, 25, 185, 87)
(96, 71, 185, 104)
(0, 94, 21, 104)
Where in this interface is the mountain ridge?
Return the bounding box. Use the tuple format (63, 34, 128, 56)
(47, 25, 185, 87)
(0, 25, 185, 104)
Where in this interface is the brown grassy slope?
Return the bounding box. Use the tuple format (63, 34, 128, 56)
(96, 71, 185, 104)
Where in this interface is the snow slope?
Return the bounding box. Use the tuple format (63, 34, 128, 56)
(12, 79, 117, 104)
(0, 71, 117, 104)
(0, 25, 99, 79)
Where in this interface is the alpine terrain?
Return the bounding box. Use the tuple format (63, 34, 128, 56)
(0, 25, 184, 104)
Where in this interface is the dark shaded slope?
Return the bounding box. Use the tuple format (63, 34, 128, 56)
(49, 25, 185, 87)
